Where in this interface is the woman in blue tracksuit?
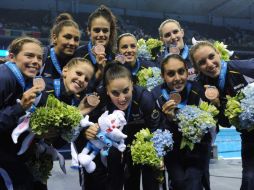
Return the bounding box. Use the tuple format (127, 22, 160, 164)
(116, 33, 164, 189)
(189, 40, 254, 190)
(40, 13, 81, 80)
(74, 63, 161, 190)
(0, 37, 94, 189)
(152, 54, 211, 190)
(42, 57, 94, 110)
(0, 36, 44, 190)
(74, 5, 117, 92)
(39, 57, 95, 151)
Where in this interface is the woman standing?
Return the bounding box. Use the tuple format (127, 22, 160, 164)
(190, 41, 254, 190)
(40, 13, 81, 79)
(0, 36, 43, 190)
(152, 54, 211, 190)
(74, 63, 161, 190)
(158, 19, 196, 80)
(74, 5, 117, 92)
(117, 33, 158, 84)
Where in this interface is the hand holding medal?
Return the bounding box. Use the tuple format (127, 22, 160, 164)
(115, 54, 126, 64)
(33, 77, 46, 92)
(78, 94, 100, 116)
(93, 44, 105, 55)
(170, 92, 181, 105)
(204, 85, 220, 107)
(86, 94, 100, 107)
(93, 44, 107, 69)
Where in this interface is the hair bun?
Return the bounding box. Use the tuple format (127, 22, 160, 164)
(54, 13, 73, 25)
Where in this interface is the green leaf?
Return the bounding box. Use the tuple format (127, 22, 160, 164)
(30, 95, 82, 137)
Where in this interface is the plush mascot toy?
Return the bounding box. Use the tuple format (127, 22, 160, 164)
(77, 110, 127, 173)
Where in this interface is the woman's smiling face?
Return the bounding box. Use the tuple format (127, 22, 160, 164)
(162, 57, 188, 92)
(10, 42, 43, 78)
(193, 45, 221, 78)
(106, 77, 133, 111)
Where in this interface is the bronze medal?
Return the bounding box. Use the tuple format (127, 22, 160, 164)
(93, 44, 105, 55)
(115, 54, 126, 64)
(169, 45, 180, 55)
(87, 95, 100, 107)
(33, 77, 46, 91)
(170, 92, 181, 104)
(205, 86, 219, 100)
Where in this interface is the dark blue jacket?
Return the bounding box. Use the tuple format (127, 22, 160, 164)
(0, 64, 27, 155)
(196, 59, 254, 128)
(40, 46, 73, 79)
(196, 59, 254, 139)
(41, 77, 82, 107)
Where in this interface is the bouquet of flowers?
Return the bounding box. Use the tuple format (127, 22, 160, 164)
(137, 67, 163, 91)
(137, 38, 163, 60)
(192, 37, 234, 61)
(225, 83, 254, 131)
(30, 94, 83, 142)
(131, 128, 173, 182)
(213, 41, 234, 61)
(176, 102, 219, 150)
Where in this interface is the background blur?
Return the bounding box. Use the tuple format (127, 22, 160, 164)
(0, 0, 254, 58)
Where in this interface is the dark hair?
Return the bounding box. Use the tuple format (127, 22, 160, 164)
(104, 61, 132, 86)
(8, 36, 42, 56)
(64, 57, 94, 72)
(117, 33, 136, 50)
(189, 41, 216, 71)
(87, 5, 117, 52)
(50, 13, 80, 44)
(54, 13, 73, 25)
(161, 54, 187, 75)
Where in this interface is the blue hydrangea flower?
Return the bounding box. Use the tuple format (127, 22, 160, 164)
(137, 67, 163, 91)
(239, 83, 254, 130)
(151, 129, 174, 157)
(176, 105, 217, 148)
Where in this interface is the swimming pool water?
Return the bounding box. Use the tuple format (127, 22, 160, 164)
(214, 128, 241, 158)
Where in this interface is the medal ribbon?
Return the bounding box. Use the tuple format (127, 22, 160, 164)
(161, 82, 192, 109)
(50, 47, 62, 75)
(218, 60, 228, 91)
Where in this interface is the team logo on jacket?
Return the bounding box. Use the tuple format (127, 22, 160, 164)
(151, 109, 159, 119)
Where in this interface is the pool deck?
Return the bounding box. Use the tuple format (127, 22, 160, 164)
(48, 158, 243, 190)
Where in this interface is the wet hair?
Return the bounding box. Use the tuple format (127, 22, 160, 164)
(8, 36, 42, 56)
(50, 13, 80, 44)
(158, 19, 182, 38)
(117, 33, 137, 49)
(161, 54, 187, 75)
(104, 61, 132, 86)
(189, 40, 216, 71)
(87, 5, 117, 52)
(64, 57, 94, 72)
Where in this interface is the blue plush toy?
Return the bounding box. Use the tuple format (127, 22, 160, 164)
(76, 110, 127, 173)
